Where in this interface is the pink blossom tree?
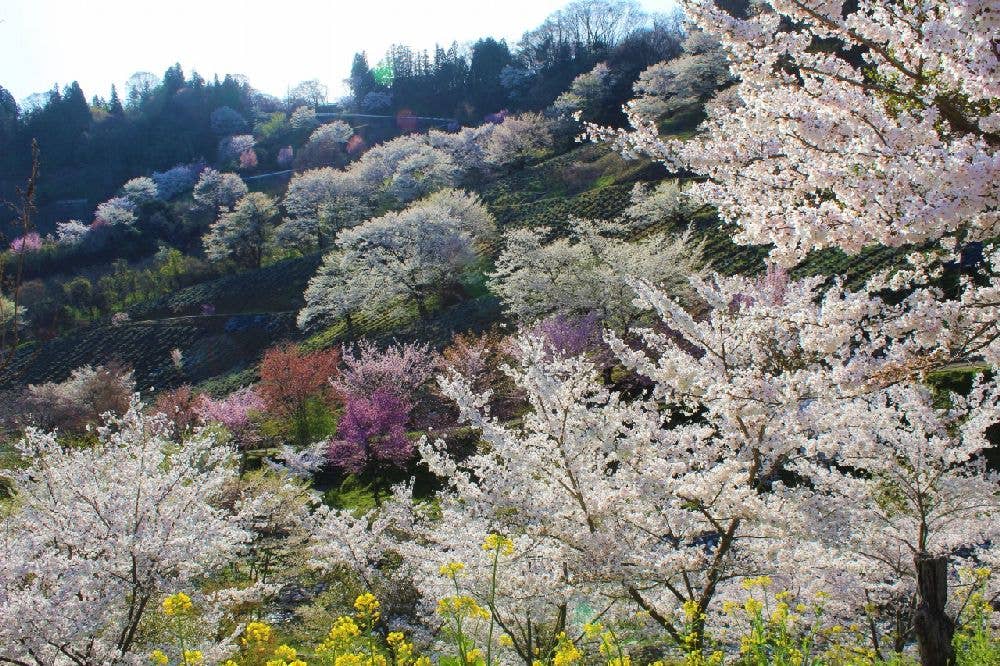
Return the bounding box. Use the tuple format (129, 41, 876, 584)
(327, 341, 436, 472)
(8, 232, 41, 253)
(195, 385, 266, 447)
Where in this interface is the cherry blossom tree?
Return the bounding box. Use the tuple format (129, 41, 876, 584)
(324, 341, 434, 473)
(289, 105, 319, 131)
(54, 220, 90, 246)
(192, 168, 248, 212)
(297, 250, 380, 333)
(489, 217, 699, 329)
(202, 192, 278, 269)
(586, 0, 1000, 263)
(623, 179, 703, 230)
(0, 398, 248, 664)
(353, 134, 460, 204)
(312, 189, 495, 320)
(152, 162, 203, 200)
(629, 29, 732, 121)
(94, 196, 137, 226)
(328, 389, 415, 473)
(22, 363, 136, 432)
(219, 134, 256, 164)
(482, 112, 554, 169)
(121, 176, 160, 205)
(332, 339, 436, 404)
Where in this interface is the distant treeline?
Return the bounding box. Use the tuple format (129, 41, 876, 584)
(0, 0, 747, 235)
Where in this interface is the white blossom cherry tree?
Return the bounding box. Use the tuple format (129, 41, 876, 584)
(0, 398, 249, 664)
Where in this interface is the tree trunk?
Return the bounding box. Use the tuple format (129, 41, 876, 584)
(913, 553, 955, 666)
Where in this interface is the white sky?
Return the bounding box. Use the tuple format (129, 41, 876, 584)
(1, 0, 675, 104)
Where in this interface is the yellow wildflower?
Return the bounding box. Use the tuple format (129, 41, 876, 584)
(481, 533, 515, 556)
(770, 602, 790, 624)
(163, 592, 194, 617)
(439, 561, 466, 577)
(150, 650, 169, 665)
(273, 645, 298, 661)
(317, 615, 362, 655)
(743, 597, 763, 615)
(682, 600, 703, 621)
(335, 654, 364, 666)
(552, 633, 581, 666)
(582, 622, 603, 639)
(183, 650, 204, 665)
(243, 621, 273, 647)
(437, 595, 490, 620)
(740, 576, 772, 591)
(414, 657, 431, 666)
(499, 634, 514, 648)
(354, 593, 381, 621)
(721, 600, 738, 615)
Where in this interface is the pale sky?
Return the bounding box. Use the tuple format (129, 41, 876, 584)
(1, 0, 675, 104)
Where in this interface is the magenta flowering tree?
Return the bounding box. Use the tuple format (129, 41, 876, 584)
(195, 385, 265, 447)
(328, 389, 414, 473)
(9, 232, 42, 253)
(532, 312, 609, 363)
(327, 341, 435, 472)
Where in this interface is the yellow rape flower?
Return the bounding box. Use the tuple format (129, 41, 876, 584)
(743, 597, 763, 615)
(770, 602, 790, 624)
(439, 561, 466, 577)
(499, 635, 514, 648)
(582, 622, 603, 639)
(163, 592, 194, 617)
(740, 576, 772, 591)
(354, 593, 381, 621)
(481, 533, 515, 556)
(183, 650, 204, 665)
(437, 595, 490, 620)
(150, 650, 169, 665)
(335, 654, 364, 666)
(553, 633, 581, 666)
(682, 600, 703, 621)
(243, 621, 273, 647)
(273, 645, 298, 660)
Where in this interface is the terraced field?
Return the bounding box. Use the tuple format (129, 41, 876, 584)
(0, 313, 298, 391)
(129, 253, 323, 319)
(1, 143, 917, 395)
